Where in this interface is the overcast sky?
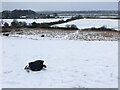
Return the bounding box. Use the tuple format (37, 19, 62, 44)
(2, 2, 118, 11)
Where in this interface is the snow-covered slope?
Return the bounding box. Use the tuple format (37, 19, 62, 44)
(2, 36, 118, 88)
(53, 19, 118, 30)
(0, 36, 2, 89)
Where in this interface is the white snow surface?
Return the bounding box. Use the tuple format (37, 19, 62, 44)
(53, 19, 118, 30)
(1, 36, 118, 88)
(0, 36, 2, 89)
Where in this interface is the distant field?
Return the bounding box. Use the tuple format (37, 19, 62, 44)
(1, 28, 120, 41)
(53, 19, 118, 30)
(1, 18, 118, 30)
(1, 18, 68, 26)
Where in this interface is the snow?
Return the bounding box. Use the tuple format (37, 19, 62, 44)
(53, 19, 118, 30)
(0, 18, 68, 26)
(1, 36, 118, 88)
(0, 35, 2, 89)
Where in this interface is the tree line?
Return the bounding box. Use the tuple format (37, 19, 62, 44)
(2, 16, 83, 30)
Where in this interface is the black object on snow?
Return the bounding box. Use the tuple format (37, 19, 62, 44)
(24, 60, 47, 72)
(3, 33, 9, 36)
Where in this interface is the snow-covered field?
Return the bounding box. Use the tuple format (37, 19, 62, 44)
(1, 36, 118, 88)
(6, 28, 119, 41)
(0, 36, 2, 89)
(1, 18, 68, 26)
(53, 19, 118, 30)
(1, 19, 118, 30)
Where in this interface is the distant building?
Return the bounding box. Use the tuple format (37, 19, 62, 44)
(20, 16, 27, 19)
